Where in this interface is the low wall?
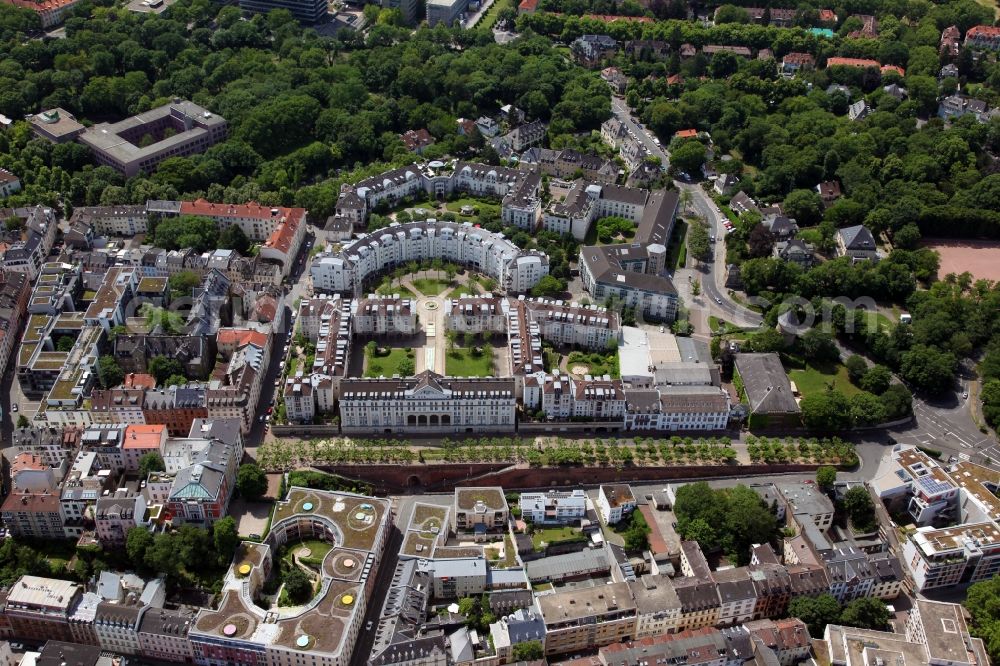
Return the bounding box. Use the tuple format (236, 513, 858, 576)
(317, 461, 824, 494)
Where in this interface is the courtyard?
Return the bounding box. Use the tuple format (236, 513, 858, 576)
(352, 269, 507, 380)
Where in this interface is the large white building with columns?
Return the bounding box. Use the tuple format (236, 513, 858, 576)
(339, 371, 516, 434)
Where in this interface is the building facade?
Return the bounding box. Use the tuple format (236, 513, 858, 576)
(339, 371, 516, 434)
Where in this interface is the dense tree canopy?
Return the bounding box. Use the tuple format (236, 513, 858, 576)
(966, 576, 1000, 664)
(237, 463, 269, 500)
(0, 1, 611, 221)
(673, 481, 778, 564)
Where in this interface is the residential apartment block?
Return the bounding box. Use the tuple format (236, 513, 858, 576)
(352, 295, 416, 336)
(519, 489, 587, 524)
(312, 218, 548, 297)
(623, 385, 731, 431)
(578, 189, 680, 323)
(598, 484, 636, 525)
(453, 487, 509, 534)
(538, 583, 636, 656)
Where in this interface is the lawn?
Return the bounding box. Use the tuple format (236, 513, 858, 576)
(567, 350, 619, 378)
(412, 277, 453, 296)
(365, 348, 415, 378)
(787, 360, 862, 398)
(282, 539, 333, 568)
(477, 0, 513, 30)
(445, 197, 501, 218)
(375, 278, 415, 298)
(446, 347, 493, 377)
(531, 526, 584, 550)
(852, 308, 894, 333)
(974, 0, 1000, 19)
(666, 219, 689, 270)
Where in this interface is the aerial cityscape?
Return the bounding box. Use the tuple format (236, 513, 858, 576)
(0, 0, 999, 663)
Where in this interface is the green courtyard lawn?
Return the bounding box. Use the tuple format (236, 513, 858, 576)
(282, 539, 333, 568)
(411, 277, 453, 296)
(787, 360, 861, 399)
(859, 309, 895, 333)
(531, 526, 585, 550)
(445, 198, 501, 218)
(365, 348, 415, 378)
(446, 347, 493, 377)
(375, 277, 415, 298)
(567, 350, 619, 378)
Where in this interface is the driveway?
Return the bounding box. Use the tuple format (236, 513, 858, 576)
(229, 498, 272, 538)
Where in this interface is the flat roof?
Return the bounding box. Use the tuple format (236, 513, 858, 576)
(537, 581, 635, 624)
(455, 487, 507, 511)
(7, 576, 80, 610)
(525, 548, 610, 581)
(778, 483, 835, 518)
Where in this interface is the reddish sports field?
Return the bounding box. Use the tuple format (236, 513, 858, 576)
(924, 238, 1000, 282)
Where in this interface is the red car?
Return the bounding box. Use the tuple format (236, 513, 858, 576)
(266, 406, 273, 415)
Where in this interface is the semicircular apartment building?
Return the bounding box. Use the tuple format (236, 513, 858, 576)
(311, 219, 548, 296)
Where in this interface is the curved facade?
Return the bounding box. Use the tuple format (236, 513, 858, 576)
(311, 219, 549, 295)
(188, 488, 391, 666)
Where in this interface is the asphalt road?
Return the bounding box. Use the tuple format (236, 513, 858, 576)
(244, 231, 317, 461)
(890, 393, 997, 467)
(610, 96, 670, 167)
(680, 183, 764, 329)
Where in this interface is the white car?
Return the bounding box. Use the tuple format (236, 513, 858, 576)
(715, 297, 722, 304)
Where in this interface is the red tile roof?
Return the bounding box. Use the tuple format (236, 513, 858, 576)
(180, 199, 307, 226)
(583, 13, 653, 22)
(250, 295, 278, 323)
(123, 373, 157, 390)
(217, 329, 269, 349)
(967, 25, 1000, 38)
(400, 129, 434, 152)
(819, 9, 836, 22)
(674, 129, 698, 138)
(518, 0, 537, 12)
(264, 212, 301, 256)
(12, 453, 46, 473)
(826, 56, 881, 69)
(123, 424, 166, 450)
(4, 0, 78, 13)
(1, 491, 62, 514)
(783, 52, 815, 66)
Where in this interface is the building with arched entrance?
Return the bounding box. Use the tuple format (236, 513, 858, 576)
(339, 370, 516, 434)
